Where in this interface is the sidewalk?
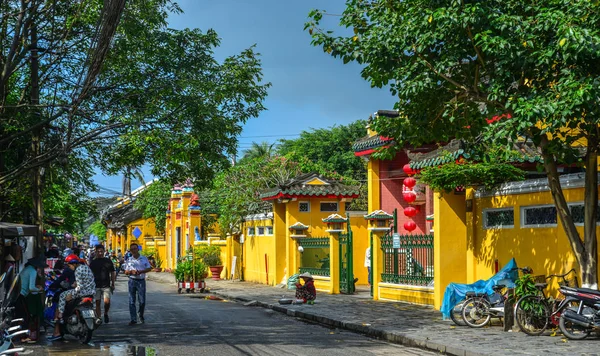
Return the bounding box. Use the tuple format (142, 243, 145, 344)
(146, 272, 598, 356)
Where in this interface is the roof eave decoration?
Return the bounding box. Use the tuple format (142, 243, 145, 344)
(289, 222, 309, 231)
(322, 214, 348, 223)
(364, 210, 394, 220)
(352, 135, 394, 156)
(260, 173, 360, 201)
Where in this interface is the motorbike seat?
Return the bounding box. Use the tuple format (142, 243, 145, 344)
(573, 287, 600, 296)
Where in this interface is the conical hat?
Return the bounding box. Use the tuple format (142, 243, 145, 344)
(4, 254, 15, 262)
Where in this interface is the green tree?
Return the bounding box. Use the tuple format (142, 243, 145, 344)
(307, 1, 600, 286)
(1, 1, 269, 235)
(240, 141, 276, 163)
(133, 180, 171, 235)
(277, 121, 367, 180)
(86, 220, 107, 242)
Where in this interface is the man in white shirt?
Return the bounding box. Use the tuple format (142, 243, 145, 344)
(124, 243, 152, 325)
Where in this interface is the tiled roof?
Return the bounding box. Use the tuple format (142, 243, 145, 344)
(408, 139, 546, 170)
(322, 214, 348, 223)
(289, 222, 309, 231)
(260, 173, 360, 200)
(364, 210, 394, 220)
(352, 135, 393, 152)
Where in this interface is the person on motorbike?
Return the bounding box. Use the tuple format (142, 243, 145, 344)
(47, 254, 96, 342)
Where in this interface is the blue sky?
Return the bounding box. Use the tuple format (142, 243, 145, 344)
(91, 1, 397, 196)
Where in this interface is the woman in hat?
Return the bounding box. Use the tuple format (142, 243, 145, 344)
(18, 257, 48, 343)
(295, 272, 316, 304)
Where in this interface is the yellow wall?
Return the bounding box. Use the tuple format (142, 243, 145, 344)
(348, 214, 369, 286)
(433, 192, 467, 309)
(242, 217, 278, 285)
(470, 184, 599, 296)
(368, 160, 381, 212)
(127, 217, 157, 252)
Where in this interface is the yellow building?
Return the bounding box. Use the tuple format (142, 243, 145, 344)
(355, 110, 600, 309)
(243, 172, 362, 294)
(103, 181, 162, 265)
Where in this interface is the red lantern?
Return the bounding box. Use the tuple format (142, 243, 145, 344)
(403, 191, 416, 203)
(403, 206, 417, 217)
(403, 164, 416, 176)
(403, 177, 417, 188)
(404, 221, 417, 232)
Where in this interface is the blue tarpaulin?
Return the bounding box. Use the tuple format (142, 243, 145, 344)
(440, 258, 519, 319)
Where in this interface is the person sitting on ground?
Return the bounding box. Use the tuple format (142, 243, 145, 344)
(295, 272, 316, 304)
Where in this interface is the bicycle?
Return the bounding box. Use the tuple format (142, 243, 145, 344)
(460, 267, 533, 328)
(513, 268, 579, 336)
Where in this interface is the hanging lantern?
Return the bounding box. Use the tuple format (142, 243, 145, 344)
(403, 206, 417, 218)
(403, 177, 417, 188)
(403, 191, 417, 203)
(403, 164, 416, 176)
(404, 221, 417, 232)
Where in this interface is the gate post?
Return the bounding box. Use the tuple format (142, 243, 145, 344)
(371, 231, 382, 300)
(329, 232, 340, 294)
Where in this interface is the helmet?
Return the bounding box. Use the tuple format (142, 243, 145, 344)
(65, 254, 81, 264)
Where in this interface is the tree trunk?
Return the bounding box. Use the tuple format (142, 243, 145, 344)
(540, 137, 589, 282)
(582, 129, 599, 288)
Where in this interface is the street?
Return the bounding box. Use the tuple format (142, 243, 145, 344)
(25, 276, 437, 356)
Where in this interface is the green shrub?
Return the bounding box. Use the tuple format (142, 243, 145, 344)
(194, 245, 223, 267)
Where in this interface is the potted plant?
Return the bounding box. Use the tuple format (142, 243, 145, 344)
(153, 250, 163, 272)
(174, 257, 208, 293)
(196, 245, 223, 280)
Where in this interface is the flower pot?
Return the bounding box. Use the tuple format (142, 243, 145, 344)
(209, 265, 224, 280)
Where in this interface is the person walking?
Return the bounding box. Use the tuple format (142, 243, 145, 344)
(124, 243, 152, 325)
(89, 245, 116, 324)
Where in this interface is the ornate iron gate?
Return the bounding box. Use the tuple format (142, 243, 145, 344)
(339, 216, 354, 294)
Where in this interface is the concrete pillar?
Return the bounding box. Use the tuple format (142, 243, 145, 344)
(433, 191, 467, 310)
(368, 160, 381, 212)
(329, 233, 340, 294)
(371, 231, 383, 300)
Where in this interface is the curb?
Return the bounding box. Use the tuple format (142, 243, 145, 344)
(206, 289, 478, 356)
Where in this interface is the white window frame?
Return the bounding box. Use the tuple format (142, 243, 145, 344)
(257, 226, 265, 235)
(298, 201, 310, 213)
(320, 201, 338, 212)
(567, 202, 600, 226)
(482, 208, 514, 229)
(521, 204, 558, 228)
(247, 227, 255, 236)
(266, 226, 274, 235)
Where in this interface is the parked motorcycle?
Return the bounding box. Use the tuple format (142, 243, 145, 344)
(558, 285, 600, 340)
(0, 269, 29, 355)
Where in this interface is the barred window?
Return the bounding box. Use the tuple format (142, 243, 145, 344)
(299, 202, 310, 212)
(522, 206, 557, 227)
(569, 204, 600, 225)
(266, 226, 273, 235)
(483, 208, 514, 229)
(320, 202, 338, 212)
(257, 227, 265, 235)
(247, 227, 255, 235)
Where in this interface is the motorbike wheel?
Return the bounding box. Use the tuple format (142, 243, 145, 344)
(559, 314, 590, 340)
(461, 298, 491, 328)
(79, 328, 93, 344)
(450, 299, 467, 326)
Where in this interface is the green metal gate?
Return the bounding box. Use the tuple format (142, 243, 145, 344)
(339, 215, 354, 294)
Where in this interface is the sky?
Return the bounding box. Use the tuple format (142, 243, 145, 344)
(91, 0, 397, 196)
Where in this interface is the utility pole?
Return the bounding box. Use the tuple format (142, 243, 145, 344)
(30, 21, 44, 256)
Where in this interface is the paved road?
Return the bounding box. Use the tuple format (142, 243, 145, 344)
(24, 276, 437, 356)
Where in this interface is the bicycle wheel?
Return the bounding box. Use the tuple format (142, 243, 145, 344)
(461, 298, 491, 328)
(450, 299, 467, 326)
(514, 295, 549, 336)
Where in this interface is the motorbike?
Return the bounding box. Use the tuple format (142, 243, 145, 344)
(558, 285, 600, 340)
(58, 294, 100, 344)
(0, 268, 29, 355)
